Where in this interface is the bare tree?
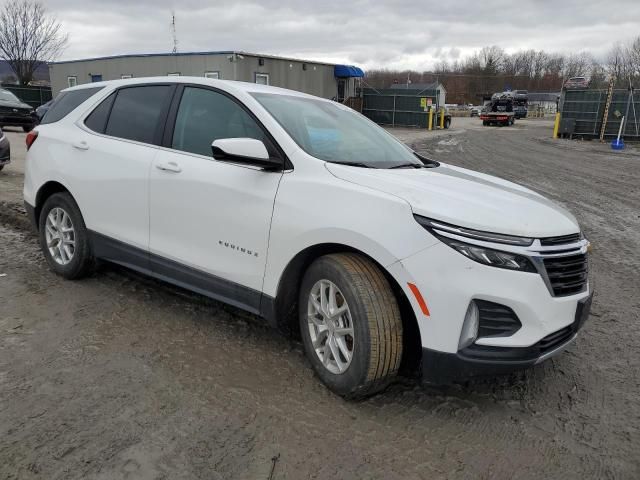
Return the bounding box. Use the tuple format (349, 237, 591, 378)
(0, 0, 68, 85)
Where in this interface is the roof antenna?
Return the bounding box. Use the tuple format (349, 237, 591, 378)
(171, 11, 178, 54)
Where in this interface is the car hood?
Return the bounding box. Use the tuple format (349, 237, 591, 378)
(0, 99, 33, 111)
(325, 162, 579, 238)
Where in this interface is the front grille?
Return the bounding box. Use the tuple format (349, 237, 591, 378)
(543, 253, 588, 296)
(540, 233, 581, 246)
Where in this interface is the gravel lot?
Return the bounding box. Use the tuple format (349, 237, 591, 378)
(1, 119, 639, 479)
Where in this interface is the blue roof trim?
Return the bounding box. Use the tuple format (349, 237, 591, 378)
(334, 65, 365, 78)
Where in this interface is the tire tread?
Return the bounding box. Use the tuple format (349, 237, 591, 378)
(326, 253, 403, 398)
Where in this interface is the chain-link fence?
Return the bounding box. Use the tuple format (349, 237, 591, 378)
(361, 88, 439, 128)
(560, 88, 640, 139)
(1, 85, 52, 108)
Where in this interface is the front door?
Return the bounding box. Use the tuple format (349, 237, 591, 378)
(148, 86, 283, 312)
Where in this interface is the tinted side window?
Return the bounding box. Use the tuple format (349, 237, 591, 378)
(84, 93, 115, 133)
(172, 87, 264, 157)
(105, 86, 171, 144)
(40, 87, 104, 124)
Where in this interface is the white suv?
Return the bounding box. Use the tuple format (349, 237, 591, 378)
(23, 78, 592, 398)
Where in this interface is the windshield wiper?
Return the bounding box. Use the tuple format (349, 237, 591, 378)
(388, 163, 426, 169)
(328, 161, 375, 168)
(413, 152, 440, 168)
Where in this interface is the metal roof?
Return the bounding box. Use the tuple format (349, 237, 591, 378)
(50, 50, 339, 67)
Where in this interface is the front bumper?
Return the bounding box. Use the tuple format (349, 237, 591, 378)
(0, 113, 37, 127)
(421, 293, 592, 382)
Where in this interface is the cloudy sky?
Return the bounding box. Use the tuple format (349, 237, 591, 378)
(47, 0, 640, 70)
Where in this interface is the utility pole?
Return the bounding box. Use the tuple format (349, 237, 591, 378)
(171, 11, 178, 54)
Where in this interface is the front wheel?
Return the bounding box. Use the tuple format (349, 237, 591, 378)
(444, 118, 451, 129)
(38, 192, 95, 279)
(299, 253, 403, 399)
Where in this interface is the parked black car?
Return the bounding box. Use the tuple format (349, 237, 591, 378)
(0, 88, 37, 132)
(0, 127, 10, 171)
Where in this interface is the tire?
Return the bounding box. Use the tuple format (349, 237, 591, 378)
(0, 165, 3, 171)
(299, 253, 403, 399)
(38, 192, 95, 279)
(482, 120, 488, 126)
(444, 118, 451, 129)
(23, 124, 34, 133)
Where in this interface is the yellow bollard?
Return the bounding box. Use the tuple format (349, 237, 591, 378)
(439, 108, 445, 129)
(553, 112, 561, 139)
(428, 108, 433, 131)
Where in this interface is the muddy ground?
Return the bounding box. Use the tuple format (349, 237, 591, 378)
(1, 119, 639, 479)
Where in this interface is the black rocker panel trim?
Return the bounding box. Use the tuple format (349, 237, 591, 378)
(89, 231, 273, 319)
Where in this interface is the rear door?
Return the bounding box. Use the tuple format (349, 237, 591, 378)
(148, 85, 284, 312)
(75, 84, 175, 251)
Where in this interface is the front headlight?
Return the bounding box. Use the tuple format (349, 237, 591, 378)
(415, 215, 537, 273)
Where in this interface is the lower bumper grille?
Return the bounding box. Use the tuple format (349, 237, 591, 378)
(543, 253, 588, 296)
(537, 325, 573, 354)
(459, 294, 592, 364)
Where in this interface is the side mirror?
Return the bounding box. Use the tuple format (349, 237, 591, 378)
(211, 138, 282, 170)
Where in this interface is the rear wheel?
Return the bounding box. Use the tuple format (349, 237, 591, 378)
(444, 118, 451, 129)
(299, 253, 403, 399)
(38, 192, 95, 279)
(0, 165, 4, 171)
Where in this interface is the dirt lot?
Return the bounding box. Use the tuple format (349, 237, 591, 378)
(1, 119, 639, 479)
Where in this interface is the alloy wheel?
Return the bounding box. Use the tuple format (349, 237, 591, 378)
(45, 207, 76, 265)
(307, 279, 355, 374)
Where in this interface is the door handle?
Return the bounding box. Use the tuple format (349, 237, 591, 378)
(155, 161, 182, 173)
(72, 140, 89, 150)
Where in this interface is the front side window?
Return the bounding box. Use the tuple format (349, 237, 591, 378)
(252, 93, 424, 169)
(172, 87, 264, 157)
(40, 87, 104, 125)
(105, 86, 172, 144)
(255, 73, 269, 85)
(67, 76, 77, 88)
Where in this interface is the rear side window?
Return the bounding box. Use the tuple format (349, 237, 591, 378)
(105, 86, 172, 144)
(84, 93, 115, 133)
(40, 87, 104, 124)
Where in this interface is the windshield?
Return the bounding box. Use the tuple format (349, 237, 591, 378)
(0, 90, 20, 103)
(252, 93, 424, 168)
